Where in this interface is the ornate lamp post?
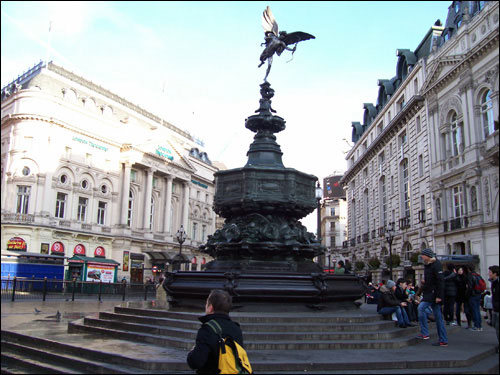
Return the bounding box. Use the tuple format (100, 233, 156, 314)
(385, 222, 395, 280)
(176, 226, 187, 255)
(315, 182, 323, 267)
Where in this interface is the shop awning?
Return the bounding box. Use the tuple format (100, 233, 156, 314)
(144, 251, 172, 261)
(68, 255, 120, 266)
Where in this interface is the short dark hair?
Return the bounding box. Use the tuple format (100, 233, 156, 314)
(489, 265, 499, 276)
(338, 261, 345, 267)
(207, 289, 232, 314)
(396, 278, 406, 285)
(447, 263, 455, 271)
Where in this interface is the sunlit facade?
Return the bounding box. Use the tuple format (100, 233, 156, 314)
(1, 62, 217, 282)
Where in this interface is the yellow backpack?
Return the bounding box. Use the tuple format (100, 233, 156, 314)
(205, 320, 253, 374)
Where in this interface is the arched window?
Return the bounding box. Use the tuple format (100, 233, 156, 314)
(450, 112, 463, 156)
(400, 159, 410, 219)
(127, 190, 134, 227)
(364, 189, 369, 233)
(403, 242, 413, 261)
(435, 198, 442, 221)
(481, 90, 494, 138)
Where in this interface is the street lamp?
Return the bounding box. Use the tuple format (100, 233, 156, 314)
(176, 225, 187, 255)
(315, 182, 323, 242)
(385, 222, 395, 280)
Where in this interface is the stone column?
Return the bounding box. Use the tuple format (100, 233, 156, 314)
(143, 168, 154, 230)
(120, 163, 132, 226)
(182, 181, 190, 231)
(163, 175, 173, 233)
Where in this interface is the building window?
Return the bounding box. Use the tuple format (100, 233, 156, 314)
(101, 184, 108, 194)
(150, 196, 155, 230)
(97, 201, 106, 225)
(364, 189, 369, 232)
(399, 130, 407, 147)
(16, 186, 30, 214)
(81, 179, 89, 190)
(130, 170, 137, 182)
(77, 197, 88, 222)
(481, 90, 495, 138)
(22, 166, 30, 176)
(192, 222, 198, 241)
(60, 174, 68, 184)
(416, 116, 421, 133)
(400, 159, 410, 219)
(55, 192, 67, 218)
(450, 112, 463, 156)
(418, 154, 424, 177)
(127, 190, 134, 227)
(380, 177, 387, 228)
(202, 225, 207, 242)
(453, 186, 464, 218)
(435, 198, 442, 221)
(470, 186, 477, 212)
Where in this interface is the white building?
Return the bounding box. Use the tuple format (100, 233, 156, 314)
(340, 1, 498, 283)
(1, 62, 218, 283)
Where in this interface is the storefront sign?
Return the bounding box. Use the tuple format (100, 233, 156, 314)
(191, 179, 208, 189)
(74, 244, 86, 255)
(94, 246, 105, 257)
(72, 136, 108, 152)
(7, 237, 27, 251)
(40, 243, 49, 254)
(155, 146, 174, 160)
(123, 251, 129, 272)
(51, 241, 65, 254)
(86, 264, 115, 283)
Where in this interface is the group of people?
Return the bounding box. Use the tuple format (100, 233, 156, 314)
(374, 248, 499, 349)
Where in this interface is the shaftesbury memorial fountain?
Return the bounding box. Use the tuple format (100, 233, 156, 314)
(164, 7, 365, 310)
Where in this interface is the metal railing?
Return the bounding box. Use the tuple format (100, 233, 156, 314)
(1, 277, 158, 302)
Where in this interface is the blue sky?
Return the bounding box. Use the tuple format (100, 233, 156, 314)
(1, 1, 451, 230)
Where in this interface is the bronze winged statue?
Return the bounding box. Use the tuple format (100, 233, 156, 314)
(259, 6, 315, 81)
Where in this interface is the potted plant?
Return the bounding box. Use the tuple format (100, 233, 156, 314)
(368, 256, 381, 269)
(410, 252, 420, 266)
(355, 260, 365, 271)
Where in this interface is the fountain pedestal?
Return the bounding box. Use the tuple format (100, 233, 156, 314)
(164, 82, 365, 309)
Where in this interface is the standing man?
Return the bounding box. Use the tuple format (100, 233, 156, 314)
(187, 289, 245, 374)
(416, 248, 448, 347)
(488, 265, 499, 353)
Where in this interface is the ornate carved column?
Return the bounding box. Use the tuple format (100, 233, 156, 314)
(182, 181, 190, 231)
(142, 168, 154, 230)
(163, 175, 173, 233)
(120, 162, 132, 226)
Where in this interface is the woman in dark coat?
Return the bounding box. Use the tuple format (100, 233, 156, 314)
(443, 263, 458, 325)
(455, 266, 472, 328)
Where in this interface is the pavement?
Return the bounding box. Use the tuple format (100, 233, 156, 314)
(2, 299, 499, 374)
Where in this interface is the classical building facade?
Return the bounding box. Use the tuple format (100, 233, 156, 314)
(1, 62, 218, 283)
(340, 1, 498, 284)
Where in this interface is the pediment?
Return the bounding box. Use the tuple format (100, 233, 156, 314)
(421, 54, 465, 94)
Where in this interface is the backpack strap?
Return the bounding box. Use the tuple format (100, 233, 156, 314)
(205, 320, 226, 354)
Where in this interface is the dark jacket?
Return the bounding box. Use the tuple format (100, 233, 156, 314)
(377, 285, 403, 312)
(455, 273, 469, 302)
(443, 270, 457, 297)
(422, 258, 445, 303)
(394, 285, 408, 302)
(187, 313, 244, 374)
(491, 277, 499, 313)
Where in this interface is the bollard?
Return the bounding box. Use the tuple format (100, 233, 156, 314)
(43, 277, 47, 301)
(72, 278, 76, 301)
(98, 280, 102, 302)
(11, 277, 17, 302)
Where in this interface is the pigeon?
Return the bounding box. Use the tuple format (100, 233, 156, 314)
(46, 310, 61, 320)
(34, 308, 41, 314)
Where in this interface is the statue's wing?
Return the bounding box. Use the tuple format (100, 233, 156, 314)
(262, 6, 279, 36)
(283, 31, 315, 45)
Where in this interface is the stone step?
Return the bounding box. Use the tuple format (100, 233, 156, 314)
(1, 351, 79, 374)
(69, 317, 420, 350)
(86, 315, 416, 341)
(1, 341, 137, 374)
(114, 306, 384, 324)
(100, 311, 396, 332)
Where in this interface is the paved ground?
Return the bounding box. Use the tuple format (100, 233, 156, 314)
(2, 299, 499, 373)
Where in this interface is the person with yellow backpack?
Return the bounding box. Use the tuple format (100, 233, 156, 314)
(187, 289, 252, 374)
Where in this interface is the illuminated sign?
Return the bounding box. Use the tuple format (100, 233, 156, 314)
(7, 237, 27, 251)
(51, 241, 65, 253)
(155, 146, 174, 161)
(94, 246, 105, 257)
(74, 244, 86, 255)
(123, 251, 129, 272)
(86, 264, 115, 283)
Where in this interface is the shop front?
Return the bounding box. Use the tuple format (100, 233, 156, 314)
(130, 253, 145, 284)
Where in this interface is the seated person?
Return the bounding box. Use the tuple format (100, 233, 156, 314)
(377, 280, 414, 328)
